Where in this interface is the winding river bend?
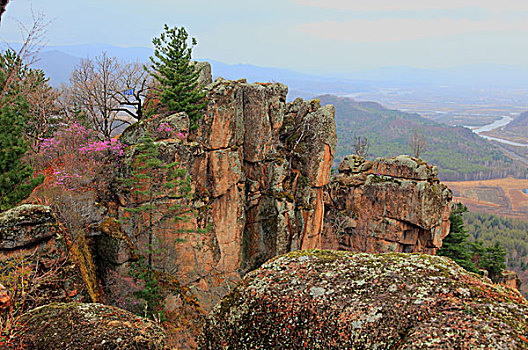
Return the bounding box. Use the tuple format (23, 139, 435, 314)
(467, 116, 528, 147)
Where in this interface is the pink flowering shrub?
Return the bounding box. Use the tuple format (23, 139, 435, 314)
(33, 123, 125, 194)
(155, 122, 188, 140)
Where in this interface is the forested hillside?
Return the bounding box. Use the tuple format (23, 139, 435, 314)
(504, 111, 528, 134)
(319, 95, 528, 181)
(465, 212, 528, 271)
(464, 212, 528, 296)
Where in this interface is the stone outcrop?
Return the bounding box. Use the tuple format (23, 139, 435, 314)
(323, 155, 452, 254)
(116, 77, 337, 315)
(110, 71, 458, 348)
(199, 250, 528, 349)
(0, 205, 92, 309)
(500, 270, 523, 291)
(0, 204, 59, 250)
(17, 302, 167, 350)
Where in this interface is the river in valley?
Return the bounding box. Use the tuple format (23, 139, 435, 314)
(466, 115, 528, 147)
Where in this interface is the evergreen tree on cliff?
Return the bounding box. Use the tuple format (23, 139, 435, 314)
(0, 51, 43, 210)
(438, 203, 478, 273)
(148, 25, 205, 130)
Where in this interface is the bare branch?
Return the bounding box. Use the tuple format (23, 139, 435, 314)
(408, 128, 428, 158)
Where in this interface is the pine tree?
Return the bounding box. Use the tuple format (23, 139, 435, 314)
(121, 132, 192, 319)
(479, 242, 507, 282)
(438, 203, 478, 273)
(0, 50, 43, 211)
(148, 25, 206, 130)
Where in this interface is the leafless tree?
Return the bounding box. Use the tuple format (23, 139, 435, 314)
(67, 53, 125, 140)
(113, 61, 156, 121)
(0, 11, 50, 109)
(24, 70, 61, 153)
(66, 54, 155, 140)
(409, 128, 428, 158)
(354, 135, 369, 158)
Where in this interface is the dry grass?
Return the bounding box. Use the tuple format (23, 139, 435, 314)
(444, 177, 528, 218)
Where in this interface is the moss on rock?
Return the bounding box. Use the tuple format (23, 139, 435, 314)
(199, 250, 528, 349)
(18, 302, 167, 350)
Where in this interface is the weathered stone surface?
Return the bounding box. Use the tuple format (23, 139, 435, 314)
(0, 204, 91, 309)
(115, 76, 337, 318)
(500, 269, 523, 291)
(0, 205, 58, 249)
(120, 112, 190, 146)
(324, 155, 452, 254)
(193, 61, 213, 87)
(18, 302, 167, 350)
(199, 250, 528, 349)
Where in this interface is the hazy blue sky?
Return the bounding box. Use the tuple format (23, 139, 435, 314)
(2, 0, 528, 74)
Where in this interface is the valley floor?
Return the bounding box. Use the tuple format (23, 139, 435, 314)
(444, 177, 528, 219)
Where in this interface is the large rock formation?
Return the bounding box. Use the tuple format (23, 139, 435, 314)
(323, 155, 452, 254)
(199, 250, 528, 349)
(17, 302, 167, 350)
(109, 70, 456, 348)
(7, 67, 456, 348)
(116, 77, 337, 313)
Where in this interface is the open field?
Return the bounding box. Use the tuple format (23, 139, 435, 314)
(444, 177, 528, 218)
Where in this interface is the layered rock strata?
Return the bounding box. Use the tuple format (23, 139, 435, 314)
(323, 155, 452, 254)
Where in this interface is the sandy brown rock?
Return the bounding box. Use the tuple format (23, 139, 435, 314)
(199, 250, 528, 350)
(500, 269, 523, 291)
(324, 155, 452, 254)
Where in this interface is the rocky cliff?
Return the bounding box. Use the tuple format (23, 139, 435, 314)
(116, 77, 336, 310)
(101, 70, 455, 347)
(323, 155, 452, 254)
(1, 67, 460, 348)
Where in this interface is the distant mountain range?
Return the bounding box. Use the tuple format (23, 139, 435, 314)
(7, 42, 528, 181)
(16, 43, 373, 99)
(6, 43, 528, 98)
(319, 94, 528, 181)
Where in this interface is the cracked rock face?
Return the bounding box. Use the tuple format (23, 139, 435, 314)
(117, 77, 337, 315)
(199, 250, 528, 350)
(0, 205, 58, 250)
(323, 155, 452, 254)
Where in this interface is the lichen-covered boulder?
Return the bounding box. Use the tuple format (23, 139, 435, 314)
(199, 250, 528, 349)
(18, 302, 167, 350)
(0, 204, 58, 249)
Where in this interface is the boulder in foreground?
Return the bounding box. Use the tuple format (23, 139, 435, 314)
(17, 302, 167, 350)
(199, 250, 528, 349)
